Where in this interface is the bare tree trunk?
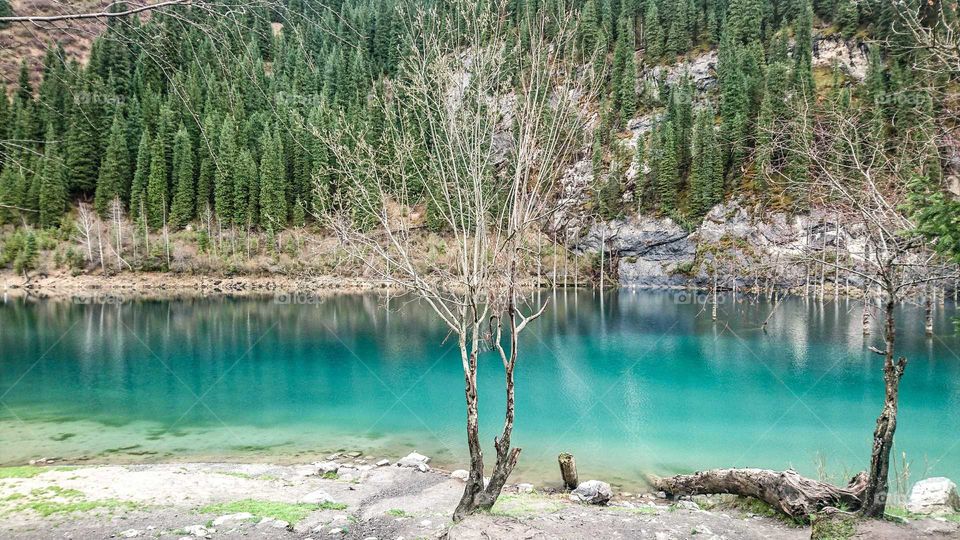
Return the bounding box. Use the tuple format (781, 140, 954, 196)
(97, 222, 106, 273)
(861, 298, 907, 518)
(925, 284, 934, 337)
(655, 469, 869, 521)
(712, 272, 718, 321)
(862, 301, 871, 336)
(454, 343, 485, 522)
(599, 226, 605, 291)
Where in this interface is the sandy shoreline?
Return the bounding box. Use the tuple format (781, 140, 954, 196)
(1, 270, 397, 301)
(0, 460, 954, 540)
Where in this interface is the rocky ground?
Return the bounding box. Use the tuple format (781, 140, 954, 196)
(2, 457, 957, 540)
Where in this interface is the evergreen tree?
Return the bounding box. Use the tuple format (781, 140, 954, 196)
(793, 0, 815, 96)
(836, 0, 859, 38)
(38, 125, 67, 228)
(655, 120, 679, 212)
(94, 111, 132, 217)
(169, 127, 195, 229)
(0, 0, 12, 27)
(214, 115, 238, 225)
(643, 0, 663, 59)
(130, 130, 152, 219)
(689, 105, 722, 217)
(258, 129, 287, 232)
(146, 136, 168, 229)
(235, 149, 258, 227)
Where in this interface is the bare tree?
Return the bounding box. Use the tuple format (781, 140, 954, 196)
(317, 0, 598, 521)
(781, 102, 957, 516)
(75, 202, 96, 264)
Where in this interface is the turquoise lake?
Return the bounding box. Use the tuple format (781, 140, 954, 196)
(1, 290, 958, 491)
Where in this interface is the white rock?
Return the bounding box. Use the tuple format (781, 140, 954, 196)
(183, 525, 212, 538)
(257, 517, 275, 525)
(908, 477, 960, 515)
(314, 461, 340, 475)
(301, 489, 336, 505)
(271, 520, 290, 529)
(675, 500, 701, 511)
(328, 528, 343, 535)
(376, 459, 390, 467)
(451, 469, 469, 481)
(118, 530, 141, 538)
(212, 512, 253, 526)
(416, 463, 430, 472)
(397, 452, 431, 468)
(420, 520, 432, 527)
(516, 483, 534, 493)
(570, 480, 613, 505)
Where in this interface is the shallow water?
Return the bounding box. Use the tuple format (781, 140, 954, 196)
(1, 290, 958, 490)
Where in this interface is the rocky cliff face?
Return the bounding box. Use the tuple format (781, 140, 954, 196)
(560, 35, 877, 289)
(575, 201, 865, 290)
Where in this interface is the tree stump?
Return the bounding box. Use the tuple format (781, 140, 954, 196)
(558, 452, 578, 490)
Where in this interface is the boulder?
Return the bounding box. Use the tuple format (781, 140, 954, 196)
(907, 477, 960, 515)
(313, 461, 340, 475)
(674, 500, 701, 511)
(183, 525, 213, 538)
(397, 452, 431, 469)
(212, 512, 253, 526)
(451, 469, 469, 481)
(118, 530, 142, 538)
(516, 483, 534, 493)
(300, 489, 336, 505)
(570, 480, 612, 505)
(375, 459, 390, 467)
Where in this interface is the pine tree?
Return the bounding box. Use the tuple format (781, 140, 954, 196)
(130, 130, 152, 219)
(643, 0, 663, 59)
(836, 0, 859, 38)
(258, 129, 287, 232)
(655, 120, 679, 213)
(793, 0, 815, 96)
(38, 125, 67, 228)
(235, 149, 258, 227)
(689, 105, 722, 217)
(94, 111, 132, 217)
(146, 136, 168, 230)
(214, 115, 238, 225)
(169, 127, 195, 229)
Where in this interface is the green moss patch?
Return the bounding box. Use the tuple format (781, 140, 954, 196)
(490, 493, 564, 518)
(198, 499, 339, 523)
(0, 466, 75, 479)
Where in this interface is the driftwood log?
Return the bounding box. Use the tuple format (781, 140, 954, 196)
(654, 468, 869, 520)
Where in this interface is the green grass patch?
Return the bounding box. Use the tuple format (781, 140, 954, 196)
(387, 508, 411, 517)
(320, 472, 338, 480)
(490, 493, 564, 518)
(0, 466, 74, 479)
(13, 498, 140, 517)
(198, 499, 335, 523)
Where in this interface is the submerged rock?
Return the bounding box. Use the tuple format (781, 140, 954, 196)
(570, 480, 612, 505)
(908, 477, 960, 515)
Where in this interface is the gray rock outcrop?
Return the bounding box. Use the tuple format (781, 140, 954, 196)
(907, 477, 960, 515)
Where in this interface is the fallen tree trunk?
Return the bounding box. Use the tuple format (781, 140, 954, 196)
(654, 468, 869, 520)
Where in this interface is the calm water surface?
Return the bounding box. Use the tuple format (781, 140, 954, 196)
(2, 290, 958, 489)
